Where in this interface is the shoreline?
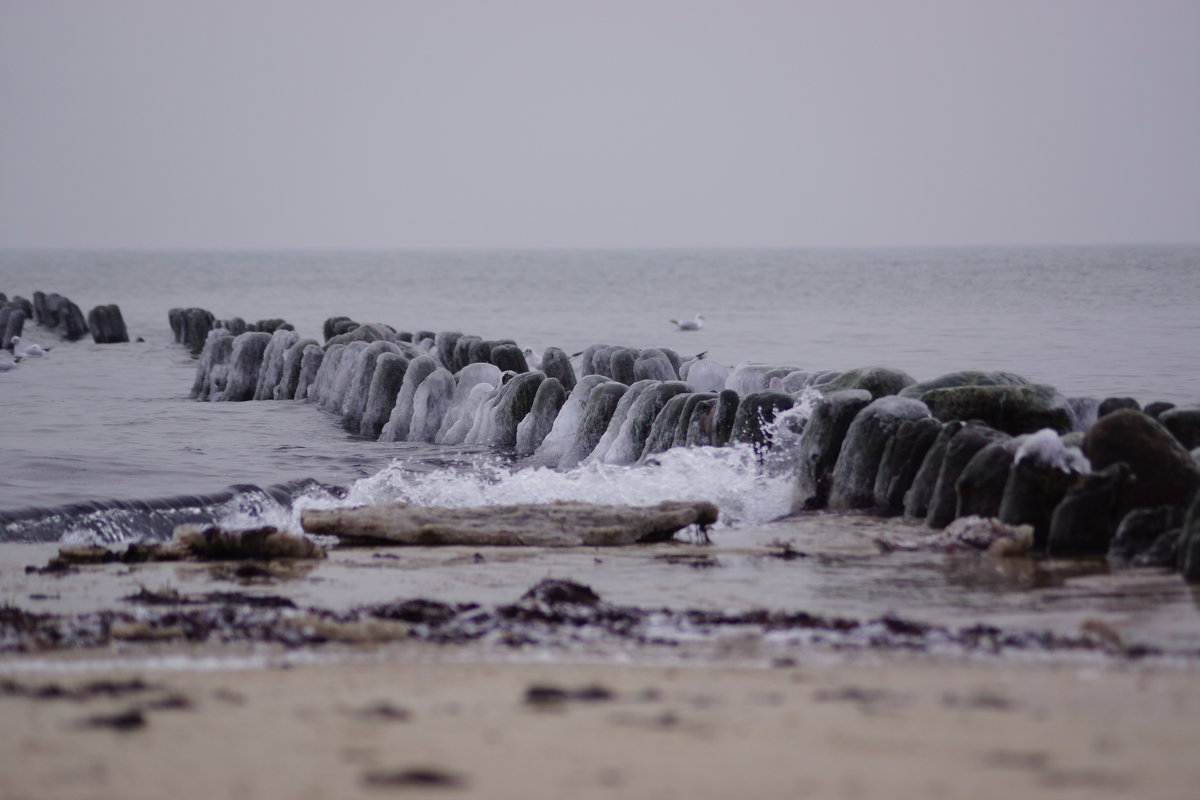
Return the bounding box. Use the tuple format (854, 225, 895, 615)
(4, 512, 1200, 797)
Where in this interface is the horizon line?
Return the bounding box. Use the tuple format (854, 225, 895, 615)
(2, 239, 1197, 254)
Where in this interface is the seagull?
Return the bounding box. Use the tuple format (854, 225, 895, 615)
(10, 336, 46, 360)
(669, 314, 704, 331)
(0, 360, 15, 372)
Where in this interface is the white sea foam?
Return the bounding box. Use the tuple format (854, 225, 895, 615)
(291, 444, 794, 531)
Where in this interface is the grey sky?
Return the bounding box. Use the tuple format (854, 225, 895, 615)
(1, 0, 1197, 249)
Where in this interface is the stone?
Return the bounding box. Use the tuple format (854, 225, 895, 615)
(955, 438, 1021, 521)
(540, 347, 576, 392)
(1066, 397, 1099, 432)
(488, 371, 545, 448)
(609, 348, 637, 385)
(898, 370, 1032, 398)
(998, 436, 1086, 550)
(221, 332, 273, 402)
(1143, 401, 1176, 420)
(87, 304, 129, 343)
(559, 382, 628, 468)
(1083, 409, 1200, 511)
(1181, 493, 1200, 582)
(579, 343, 609, 377)
(730, 391, 795, 451)
(324, 341, 369, 413)
(294, 344, 325, 402)
(274, 337, 320, 400)
(918, 384, 1072, 436)
(684, 398, 719, 446)
(453, 335, 481, 371)
(408, 368, 457, 443)
(828, 396, 931, 510)
(1098, 396, 1140, 418)
(640, 393, 691, 459)
(435, 363, 504, 442)
(301, 500, 720, 547)
(255, 328, 301, 400)
(633, 349, 677, 382)
(589, 381, 657, 463)
(684, 359, 729, 393)
(531, 374, 608, 466)
(490, 343, 529, 374)
(307, 343, 347, 406)
(434, 331, 463, 370)
(360, 352, 409, 438)
(926, 423, 1010, 529)
(794, 390, 873, 512)
(325, 322, 399, 347)
(190, 328, 234, 400)
(1159, 407, 1200, 450)
(340, 340, 402, 431)
(1108, 506, 1185, 565)
(515, 377, 567, 456)
(712, 389, 740, 447)
(873, 416, 942, 515)
(604, 381, 691, 464)
(811, 366, 916, 400)
(673, 392, 719, 449)
(903, 421, 964, 520)
(380, 355, 439, 441)
(1047, 463, 1133, 557)
(467, 338, 495, 367)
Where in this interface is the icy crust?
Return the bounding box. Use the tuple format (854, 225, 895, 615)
(1014, 428, 1090, 474)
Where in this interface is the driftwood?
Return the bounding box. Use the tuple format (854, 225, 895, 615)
(301, 500, 719, 547)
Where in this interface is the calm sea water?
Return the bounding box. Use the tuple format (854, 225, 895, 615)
(2, 245, 1198, 519)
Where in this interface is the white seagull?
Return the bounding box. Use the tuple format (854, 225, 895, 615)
(10, 336, 46, 360)
(669, 313, 705, 331)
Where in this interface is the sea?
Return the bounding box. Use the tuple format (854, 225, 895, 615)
(2, 245, 1198, 536)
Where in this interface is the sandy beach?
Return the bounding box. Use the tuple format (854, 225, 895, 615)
(3, 653, 1198, 800)
(3, 511, 1200, 800)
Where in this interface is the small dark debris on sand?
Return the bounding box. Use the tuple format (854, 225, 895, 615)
(362, 766, 464, 789)
(352, 701, 411, 722)
(764, 539, 810, 561)
(813, 686, 908, 709)
(656, 553, 721, 569)
(121, 587, 297, 609)
(524, 683, 615, 707)
(81, 708, 147, 732)
(1, 677, 159, 701)
(943, 690, 1017, 711)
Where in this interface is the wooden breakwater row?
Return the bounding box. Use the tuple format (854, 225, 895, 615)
(179, 311, 1200, 584)
(0, 290, 128, 350)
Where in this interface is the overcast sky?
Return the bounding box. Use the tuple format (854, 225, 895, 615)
(1, 0, 1197, 249)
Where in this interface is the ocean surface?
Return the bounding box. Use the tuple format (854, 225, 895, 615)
(2, 245, 1198, 529)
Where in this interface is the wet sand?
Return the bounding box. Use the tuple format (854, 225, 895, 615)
(3, 512, 1200, 798)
